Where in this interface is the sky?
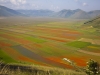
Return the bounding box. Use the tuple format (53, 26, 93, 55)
(0, 0, 100, 11)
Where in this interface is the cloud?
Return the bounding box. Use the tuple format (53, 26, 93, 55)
(10, 0, 17, 5)
(74, 0, 88, 7)
(50, 5, 60, 11)
(10, 0, 26, 5)
(83, 2, 87, 6)
(18, 0, 26, 4)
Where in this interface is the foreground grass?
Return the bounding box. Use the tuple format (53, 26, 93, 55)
(0, 61, 86, 75)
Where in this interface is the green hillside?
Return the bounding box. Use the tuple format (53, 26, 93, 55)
(83, 16, 100, 28)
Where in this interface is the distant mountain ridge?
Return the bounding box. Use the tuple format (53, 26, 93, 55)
(56, 9, 100, 19)
(18, 9, 100, 19)
(70, 9, 91, 19)
(0, 5, 100, 19)
(88, 10, 100, 18)
(0, 5, 22, 17)
(17, 10, 54, 17)
(54, 9, 75, 18)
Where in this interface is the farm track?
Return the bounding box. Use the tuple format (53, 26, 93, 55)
(78, 50, 100, 56)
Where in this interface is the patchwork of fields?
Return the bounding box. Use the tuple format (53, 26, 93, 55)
(0, 17, 100, 69)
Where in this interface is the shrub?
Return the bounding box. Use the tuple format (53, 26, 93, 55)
(85, 59, 100, 75)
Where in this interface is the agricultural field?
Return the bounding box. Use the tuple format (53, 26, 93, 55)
(0, 17, 100, 70)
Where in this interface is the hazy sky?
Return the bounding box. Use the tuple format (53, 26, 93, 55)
(0, 0, 100, 11)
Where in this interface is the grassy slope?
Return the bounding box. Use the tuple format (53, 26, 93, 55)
(81, 16, 100, 35)
(83, 16, 100, 28)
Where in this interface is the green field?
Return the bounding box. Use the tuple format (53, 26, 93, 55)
(0, 49, 17, 63)
(67, 41, 91, 48)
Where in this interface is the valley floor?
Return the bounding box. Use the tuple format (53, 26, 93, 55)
(0, 17, 100, 70)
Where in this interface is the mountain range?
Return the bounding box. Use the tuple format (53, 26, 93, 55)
(0, 5, 22, 17)
(17, 10, 54, 17)
(0, 5, 100, 19)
